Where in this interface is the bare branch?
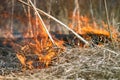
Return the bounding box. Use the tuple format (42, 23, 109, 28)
(18, 0, 90, 45)
(29, 0, 56, 46)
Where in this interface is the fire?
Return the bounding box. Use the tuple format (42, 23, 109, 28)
(1, 11, 119, 70)
(1, 12, 65, 69)
(80, 26, 109, 36)
(15, 16, 65, 69)
(69, 14, 118, 43)
(16, 53, 26, 66)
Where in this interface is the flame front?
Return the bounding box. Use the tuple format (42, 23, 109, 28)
(16, 16, 64, 69)
(69, 14, 118, 42)
(1, 12, 119, 70)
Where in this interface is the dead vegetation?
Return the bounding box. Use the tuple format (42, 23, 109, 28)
(0, 45, 120, 80)
(0, 0, 120, 80)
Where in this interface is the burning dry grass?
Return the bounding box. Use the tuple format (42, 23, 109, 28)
(0, 45, 120, 80)
(0, 0, 120, 79)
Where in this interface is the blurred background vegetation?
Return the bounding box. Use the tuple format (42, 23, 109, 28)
(0, 0, 120, 36)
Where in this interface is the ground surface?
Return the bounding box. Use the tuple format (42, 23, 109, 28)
(0, 43, 120, 80)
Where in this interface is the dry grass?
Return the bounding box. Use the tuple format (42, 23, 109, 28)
(0, 43, 120, 80)
(0, 0, 120, 80)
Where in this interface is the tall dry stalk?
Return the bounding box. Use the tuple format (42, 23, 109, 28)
(22, 2, 27, 16)
(89, 0, 94, 21)
(29, 0, 56, 46)
(18, 0, 90, 45)
(104, 0, 115, 48)
(27, 0, 33, 37)
(33, 0, 38, 37)
(11, 0, 14, 34)
(46, 0, 52, 31)
(72, 0, 81, 33)
(99, 0, 102, 28)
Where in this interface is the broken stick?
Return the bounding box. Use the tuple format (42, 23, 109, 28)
(29, 0, 56, 46)
(18, 0, 90, 46)
(17, 0, 119, 55)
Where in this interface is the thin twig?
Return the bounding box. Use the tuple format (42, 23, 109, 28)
(104, 0, 115, 48)
(94, 44, 119, 55)
(101, 47, 118, 55)
(29, 0, 56, 46)
(17, 0, 90, 45)
(17, 0, 119, 55)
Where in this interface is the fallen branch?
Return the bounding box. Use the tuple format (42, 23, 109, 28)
(17, 0, 90, 45)
(17, 0, 119, 55)
(18, 0, 118, 55)
(29, 0, 56, 46)
(101, 47, 119, 55)
(95, 44, 119, 55)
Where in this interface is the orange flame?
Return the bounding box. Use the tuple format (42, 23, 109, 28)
(16, 16, 65, 69)
(16, 53, 26, 66)
(69, 14, 118, 41)
(1, 11, 119, 70)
